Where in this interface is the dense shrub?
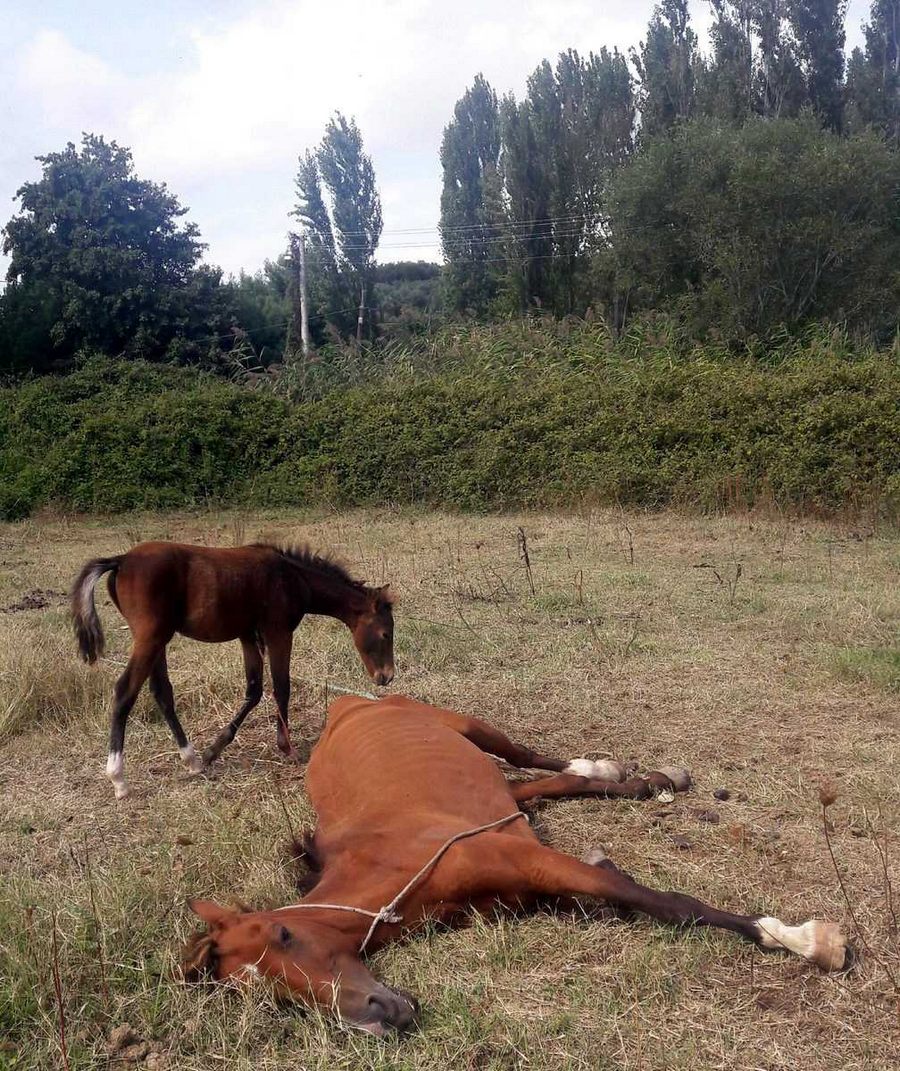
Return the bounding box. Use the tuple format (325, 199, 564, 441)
(1, 328, 898, 521)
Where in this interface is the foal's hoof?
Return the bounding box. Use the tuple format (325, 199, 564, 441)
(180, 744, 204, 775)
(112, 783, 130, 801)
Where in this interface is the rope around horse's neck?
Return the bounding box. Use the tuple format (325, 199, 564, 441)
(273, 810, 528, 954)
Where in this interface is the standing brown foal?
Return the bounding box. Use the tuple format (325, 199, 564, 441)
(184, 695, 848, 1036)
(71, 543, 394, 799)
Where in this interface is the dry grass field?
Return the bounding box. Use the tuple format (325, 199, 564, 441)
(1, 506, 898, 1070)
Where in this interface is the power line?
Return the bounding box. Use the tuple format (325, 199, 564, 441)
(298, 212, 596, 240)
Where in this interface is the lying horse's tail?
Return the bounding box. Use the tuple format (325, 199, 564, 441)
(70, 556, 121, 664)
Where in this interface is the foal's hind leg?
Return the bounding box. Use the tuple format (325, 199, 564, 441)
(148, 650, 202, 774)
(106, 636, 165, 799)
(203, 638, 264, 766)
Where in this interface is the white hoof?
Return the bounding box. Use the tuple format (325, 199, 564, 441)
(756, 917, 849, 971)
(564, 758, 626, 782)
(106, 751, 129, 800)
(180, 743, 204, 775)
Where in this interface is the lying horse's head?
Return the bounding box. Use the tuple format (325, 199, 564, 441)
(184, 901, 418, 1035)
(349, 586, 395, 687)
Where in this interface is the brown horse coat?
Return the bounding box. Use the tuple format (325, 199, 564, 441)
(186, 695, 848, 1036)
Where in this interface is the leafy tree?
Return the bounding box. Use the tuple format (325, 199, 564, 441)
(698, 1, 755, 122)
(225, 259, 292, 366)
(607, 115, 900, 338)
(752, 0, 806, 117)
(439, 75, 504, 316)
(787, 0, 847, 130)
(1, 134, 230, 371)
(316, 114, 383, 342)
(846, 1, 900, 144)
(501, 49, 634, 315)
(293, 116, 383, 342)
(632, 0, 699, 137)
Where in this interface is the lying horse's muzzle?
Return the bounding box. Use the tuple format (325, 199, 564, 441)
(358, 985, 419, 1035)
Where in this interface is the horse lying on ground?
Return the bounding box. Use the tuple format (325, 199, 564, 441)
(184, 695, 849, 1036)
(70, 543, 394, 799)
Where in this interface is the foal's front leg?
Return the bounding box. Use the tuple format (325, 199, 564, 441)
(266, 632, 296, 757)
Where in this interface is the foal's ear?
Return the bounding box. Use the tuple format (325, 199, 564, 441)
(374, 584, 395, 609)
(188, 899, 238, 929)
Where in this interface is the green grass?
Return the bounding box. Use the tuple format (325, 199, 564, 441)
(1, 507, 899, 1069)
(831, 647, 900, 694)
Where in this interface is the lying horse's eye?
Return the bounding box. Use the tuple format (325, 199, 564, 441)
(276, 925, 294, 948)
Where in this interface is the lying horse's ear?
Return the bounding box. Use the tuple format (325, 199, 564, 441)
(188, 899, 238, 929)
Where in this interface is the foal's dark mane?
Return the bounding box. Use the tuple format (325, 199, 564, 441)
(256, 544, 392, 603)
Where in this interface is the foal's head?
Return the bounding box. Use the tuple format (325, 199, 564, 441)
(350, 587, 395, 687)
(185, 901, 417, 1035)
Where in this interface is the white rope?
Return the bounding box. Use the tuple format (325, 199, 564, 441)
(324, 681, 379, 701)
(273, 810, 528, 953)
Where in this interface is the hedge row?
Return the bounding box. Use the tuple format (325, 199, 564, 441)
(1, 341, 898, 520)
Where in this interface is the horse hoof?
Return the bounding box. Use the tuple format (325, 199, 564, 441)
(565, 758, 625, 782)
(654, 766, 692, 792)
(113, 784, 130, 801)
(180, 744, 204, 775)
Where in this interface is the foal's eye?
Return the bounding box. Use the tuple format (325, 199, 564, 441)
(276, 925, 294, 948)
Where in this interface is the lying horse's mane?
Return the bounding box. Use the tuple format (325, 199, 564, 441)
(255, 544, 393, 604)
(182, 899, 253, 982)
(181, 931, 219, 982)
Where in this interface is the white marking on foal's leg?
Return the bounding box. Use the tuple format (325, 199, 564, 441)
(564, 758, 626, 782)
(180, 743, 204, 774)
(756, 916, 848, 971)
(105, 751, 129, 800)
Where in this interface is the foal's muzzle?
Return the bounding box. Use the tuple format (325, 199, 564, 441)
(373, 669, 394, 687)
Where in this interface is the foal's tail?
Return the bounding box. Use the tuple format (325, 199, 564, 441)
(70, 556, 122, 664)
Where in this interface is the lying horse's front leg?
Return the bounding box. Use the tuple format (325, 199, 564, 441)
(497, 838, 849, 973)
(203, 638, 263, 765)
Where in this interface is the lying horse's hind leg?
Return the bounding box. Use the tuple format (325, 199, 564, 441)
(203, 638, 263, 766)
(106, 638, 163, 799)
(497, 838, 849, 972)
(149, 651, 202, 774)
(409, 701, 621, 778)
(509, 766, 692, 804)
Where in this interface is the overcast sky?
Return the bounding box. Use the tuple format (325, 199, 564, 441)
(0, 0, 872, 278)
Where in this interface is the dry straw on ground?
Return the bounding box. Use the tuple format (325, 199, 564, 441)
(0, 506, 898, 1070)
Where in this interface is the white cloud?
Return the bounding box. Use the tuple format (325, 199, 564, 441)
(19, 29, 125, 130)
(1, 1, 876, 277)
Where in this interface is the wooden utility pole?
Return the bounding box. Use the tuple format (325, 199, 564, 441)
(356, 281, 366, 345)
(298, 233, 311, 358)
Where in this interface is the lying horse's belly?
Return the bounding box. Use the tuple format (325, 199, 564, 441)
(308, 705, 523, 832)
